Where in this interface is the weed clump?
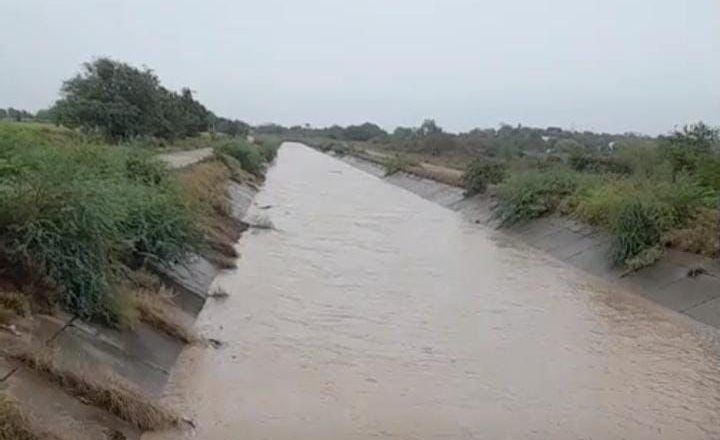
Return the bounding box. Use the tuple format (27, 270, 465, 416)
(178, 160, 246, 268)
(0, 394, 38, 440)
(0, 125, 201, 322)
(494, 170, 588, 225)
(215, 140, 264, 175)
(133, 287, 197, 344)
(462, 159, 506, 195)
(256, 139, 279, 162)
(382, 155, 415, 176)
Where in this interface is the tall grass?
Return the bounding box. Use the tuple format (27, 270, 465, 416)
(0, 124, 200, 321)
(0, 394, 38, 440)
(494, 163, 718, 266)
(494, 170, 597, 225)
(215, 139, 265, 175)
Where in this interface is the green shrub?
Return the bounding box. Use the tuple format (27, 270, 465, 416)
(125, 154, 169, 186)
(462, 159, 506, 195)
(624, 246, 664, 272)
(569, 154, 632, 175)
(610, 199, 667, 265)
(215, 140, 264, 175)
(0, 143, 200, 321)
(696, 156, 720, 190)
(257, 140, 279, 162)
(329, 142, 350, 156)
(494, 170, 585, 225)
(574, 177, 714, 229)
(653, 177, 717, 224)
(382, 155, 414, 176)
(572, 180, 631, 226)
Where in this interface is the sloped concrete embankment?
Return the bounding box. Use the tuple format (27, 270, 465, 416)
(337, 153, 720, 330)
(0, 179, 258, 440)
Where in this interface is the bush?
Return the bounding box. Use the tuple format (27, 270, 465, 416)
(494, 170, 585, 225)
(610, 199, 666, 265)
(569, 154, 632, 175)
(572, 180, 631, 226)
(574, 177, 715, 228)
(663, 208, 720, 257)
(696, 156, 720, 190)
(0, 142, 200, 321)
(462, 159, 506, 195)
(257, 139, 280, 162)
(215, 140, 264, 175)
(125, 155, 169, 186)
(382, 155, 415, 176)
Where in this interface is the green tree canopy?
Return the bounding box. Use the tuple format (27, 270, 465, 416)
(54, 58, 209, 142)
(660, 122, 718, 181)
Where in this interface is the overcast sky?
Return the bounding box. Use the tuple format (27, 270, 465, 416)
(1, 0, 718, 134)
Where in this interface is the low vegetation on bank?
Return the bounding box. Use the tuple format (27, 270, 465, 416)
(266, 120, 720, 269)
(0, 57, 278, 437)
(492, 124, 719, 266)
(0, 54, 281, 329)
(0, 121, 276, 326)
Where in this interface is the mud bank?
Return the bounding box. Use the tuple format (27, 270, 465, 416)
(0, 177, 259, 439)
(336, 151, 720, 330)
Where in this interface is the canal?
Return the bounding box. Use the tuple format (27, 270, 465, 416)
(149, 142, 720, 439)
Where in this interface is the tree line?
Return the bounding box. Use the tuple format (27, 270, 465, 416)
(0, 108, 35, 121)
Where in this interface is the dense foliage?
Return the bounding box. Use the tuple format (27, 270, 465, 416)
(463, 159, 506, 195)
(53, 58, 211, 142)
(0, 122, 200, 321)
(490, 123, 720, 266)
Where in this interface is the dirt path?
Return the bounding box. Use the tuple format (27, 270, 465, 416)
(156, 147, 213, 169)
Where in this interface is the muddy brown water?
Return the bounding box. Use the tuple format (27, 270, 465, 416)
(148, 143, 720, 440)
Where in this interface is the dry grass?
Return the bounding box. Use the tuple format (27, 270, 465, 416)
(663, 208, 720, 257)
(0, 306, 14, 326)
(0, 292, 31, 318)
(133, 288, 197, 344)
(178, 160, 246, 269)
(8, 346, 178, 431)
(178, 160, 232, 217)
(126, 269, 163, 291)
(0, 394, 38, 440)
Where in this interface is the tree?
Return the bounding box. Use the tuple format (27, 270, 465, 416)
(0, 109, 6, 119)
(35, 107, 56, 122)
(392, 127, 415, 140)
(53, 58, 210, 142)
(343, 122, 386, 141)
(660, 122, 718, 182)
(213, 115, 250, 137)
(7, 108, 22, 121)
(419, 119, 442, 137)
(54, 58, 164, 141)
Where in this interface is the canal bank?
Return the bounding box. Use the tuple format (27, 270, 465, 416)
(334, 150, 720, 330)
(150, 143, 720, 440)
(0, 149, 260, 440)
